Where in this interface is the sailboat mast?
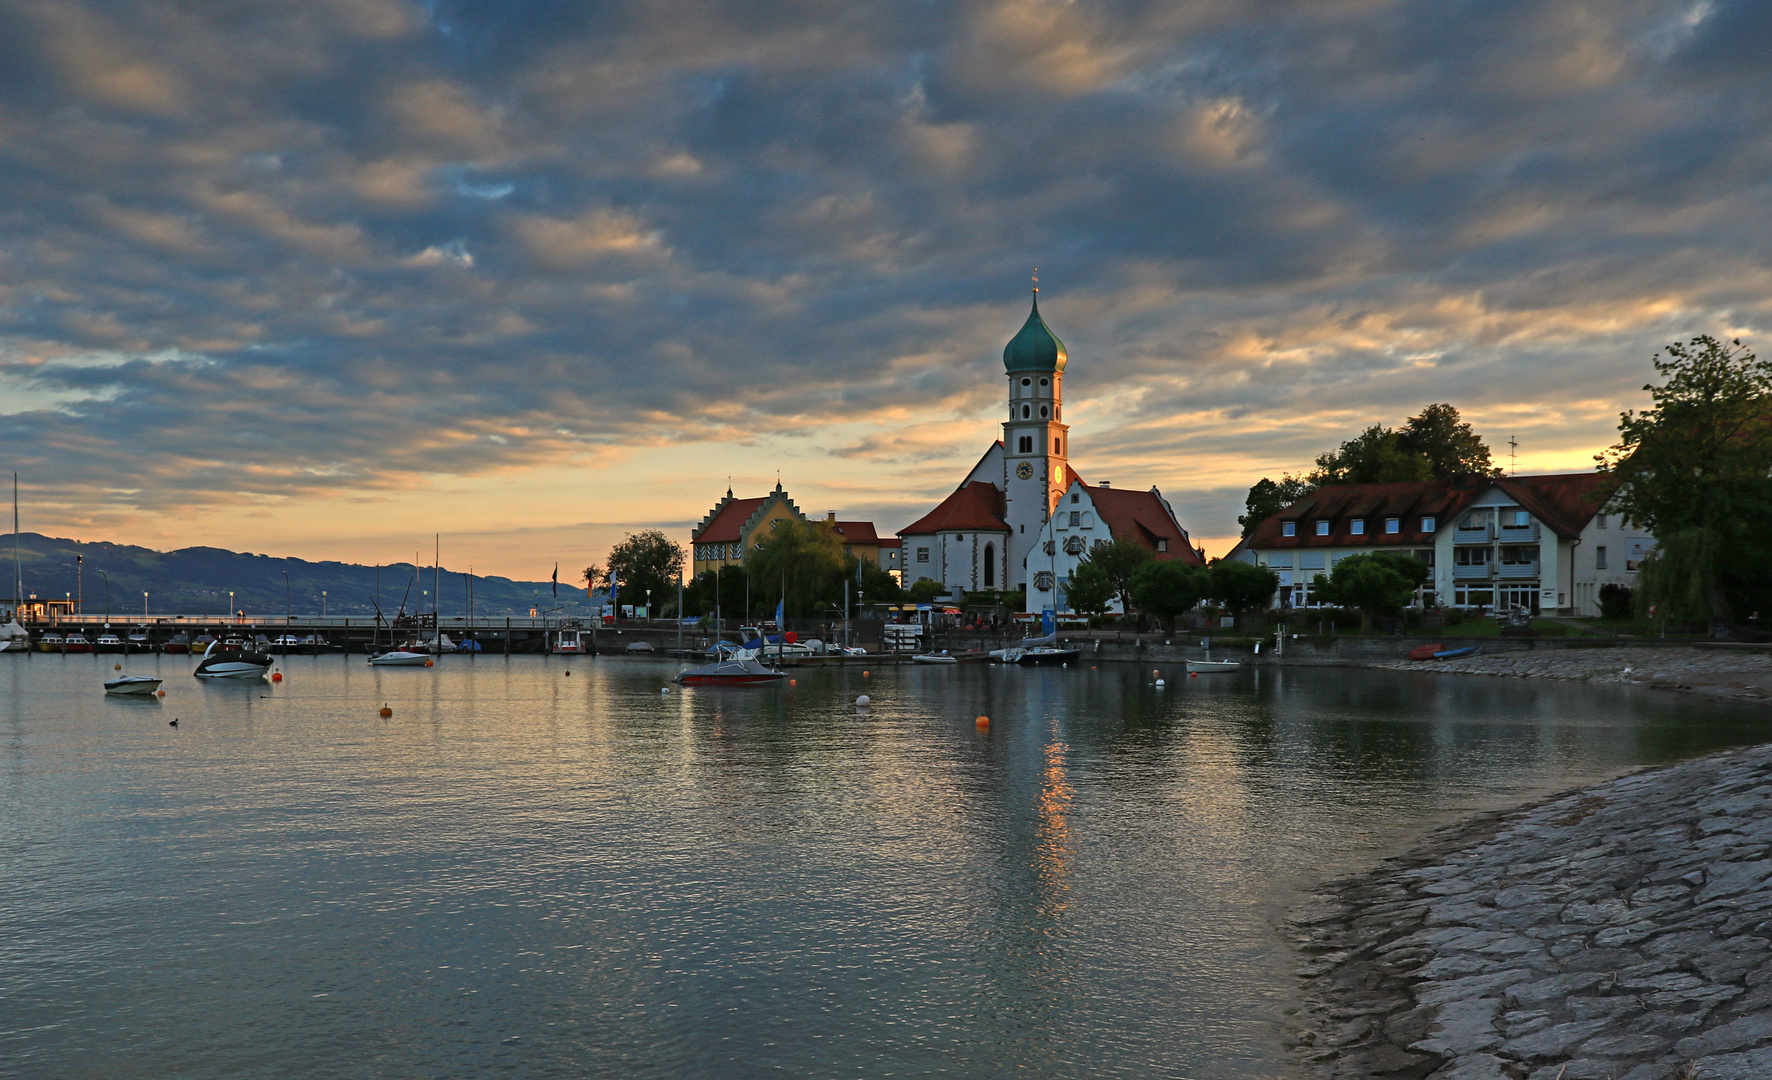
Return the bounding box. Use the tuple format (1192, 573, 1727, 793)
(12, 472, 19, 609)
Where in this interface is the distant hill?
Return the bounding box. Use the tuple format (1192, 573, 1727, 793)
(1, 533, 600, 618)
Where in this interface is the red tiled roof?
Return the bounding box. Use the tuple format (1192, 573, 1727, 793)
(692, 496, 767, 544)
(1245, 472, 1617, 548)
(827, 520, 880, 544)
(899, 481, 1009, 535)
(877, 538, 902, 549)
(1090, 486, 1204, 565)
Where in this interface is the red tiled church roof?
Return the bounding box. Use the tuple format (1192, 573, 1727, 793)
(899, 481, 1009, 535)
(1091, 486, 1204, 564)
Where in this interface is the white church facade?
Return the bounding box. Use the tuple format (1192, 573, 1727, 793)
(897, 290, 1204, 611)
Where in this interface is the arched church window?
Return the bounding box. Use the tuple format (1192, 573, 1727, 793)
(1018, 435, 1033, 453)
(1054, 437, 1061, 453)
(1021, 405, 1030, 419)
(984, 544, 995, 587)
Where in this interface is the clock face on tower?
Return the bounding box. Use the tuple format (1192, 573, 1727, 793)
(1016, 461, 1034, 480)
(1053, 465, 1064, 483)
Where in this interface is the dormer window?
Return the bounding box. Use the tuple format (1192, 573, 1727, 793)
(1421, 516, 1436, 532)
(1385, 517, 1400, 534)
(1282, 521, 1296, 537)
(1350, 519, 1365, 536)
(1315, 521, 1329, 536)
(1156, 539, 1168, 552)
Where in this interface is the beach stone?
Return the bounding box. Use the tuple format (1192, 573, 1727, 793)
(1425, 1053, 1516, 1079)
(1685, 1045, 1772, 1080)
(1501, 1018, 1614, 1061)
(1674, 1012, 1772, 1058)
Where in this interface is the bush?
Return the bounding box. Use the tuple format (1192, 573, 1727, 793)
(1598, 583, 1634, 621)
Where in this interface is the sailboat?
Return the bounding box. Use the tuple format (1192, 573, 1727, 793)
(1, 473, 27, 652)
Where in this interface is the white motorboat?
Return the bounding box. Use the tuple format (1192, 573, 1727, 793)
(105, 674, 163, 695)
(1186, 659, 1240, 673)
(912, 652, 959, 665)
(95, 633, 126, 653)
(193, 639, 274, 679)
(368, 649, 433, 667)
(551, 626, 588, 654)
(0, 618, 29, 652)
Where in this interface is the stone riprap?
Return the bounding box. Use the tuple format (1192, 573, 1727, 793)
(1290, 744, 1772, 1080)
(1368, 646, 1772, 703)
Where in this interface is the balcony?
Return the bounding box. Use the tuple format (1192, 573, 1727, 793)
(1454, 525, 1494, 545)
(1498, 562, 1539, 580)
(1499, 522, 1540, 543)
(1453, 562, 1493, 580)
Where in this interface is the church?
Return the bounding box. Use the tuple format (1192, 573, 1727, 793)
(897, 289, 1204, 614)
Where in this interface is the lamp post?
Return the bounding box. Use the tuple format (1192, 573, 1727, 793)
(228, 590, 234, 623)
(97, 570, 109, 626)
(321, 591, 327, 617)
(143, 592, 149, 623)
(282, 571, 290, 620)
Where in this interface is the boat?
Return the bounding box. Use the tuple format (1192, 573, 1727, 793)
(625, 640, 655, 652)
(163, 631, 191, 654)
(37, 632, 64, 653)
(551, 626, 588, 654)
(104, 674, 163, 695)
(1408, 643, 1444, 661)
(1433, 645, 1480, 660)
(0, 618, 29, 652)
(193, 639, 274, 679)
(674, 655, 787, 686)
(95, 633, 125, 653)
(912, 652, 959, 665)
(127, 627, 151, 651)
(1187, 659, 1240, 673)
(62, 632, 95, 654)
(1014, 646, 1082, 666)
(368, 649, 433, 667)
(270, 634, 305, 653)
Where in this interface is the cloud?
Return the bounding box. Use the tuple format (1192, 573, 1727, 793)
(0, 0, 1769, 569)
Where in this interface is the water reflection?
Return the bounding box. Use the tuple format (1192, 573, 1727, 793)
(2, 655, 1771, 1079)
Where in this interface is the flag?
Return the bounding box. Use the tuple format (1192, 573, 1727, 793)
(551, 563, 558, 599)
(775, 598, 784, 626)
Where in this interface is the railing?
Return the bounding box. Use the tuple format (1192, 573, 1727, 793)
(1453, 563, 1492, 580)
(1499, 523, 1540, 543)
(1453, 526, 1494, 544)
(1498, 563, 1539, 580)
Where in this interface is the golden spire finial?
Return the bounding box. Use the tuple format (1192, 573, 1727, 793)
(1032, 266, 1039, 294)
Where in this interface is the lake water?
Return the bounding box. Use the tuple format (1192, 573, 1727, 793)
(4, 652, 1771, 1079)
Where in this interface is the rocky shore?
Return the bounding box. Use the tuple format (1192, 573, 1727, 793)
(1290, 743, 1772, 1080)
(1365, 646, 1772, 704)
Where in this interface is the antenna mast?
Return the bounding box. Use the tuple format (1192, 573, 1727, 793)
(1508, 435, 1518, 477)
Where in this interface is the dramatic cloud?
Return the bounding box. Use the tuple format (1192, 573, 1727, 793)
(0, 0, 1768, 571)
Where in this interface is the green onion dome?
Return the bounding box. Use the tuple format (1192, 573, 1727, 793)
(1002, 294, 1067, 374)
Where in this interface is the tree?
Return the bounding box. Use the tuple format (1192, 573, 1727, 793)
(907, 577, 944, 604)
(1061, 559, 1115, 617)
(1129, 561, 1205, 634)
(1206, 559, 1282, 625)
(1240, 404, 1496, 536)
(1239, 475, 1312, 536)
(855, 556, 904, 605)
(1085, 535, 1155, 613)
(604, 530, 685, 616)
(1312, 552, 1427, 631)
(744, 518, 849, 618)
(1599, 336, 1772, 623)
(1633, 528, 1723, 625)
(1597, 583, 1633, 621)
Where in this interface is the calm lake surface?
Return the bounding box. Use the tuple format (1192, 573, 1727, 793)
(4, 652, 1771, 1079)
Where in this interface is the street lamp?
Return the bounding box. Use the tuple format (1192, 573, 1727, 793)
(282, 571, 290, 620)
(97, 570, 109, 626)
(143, 591, 149, 622)
(228, 590, 234, 622)
(321, 591, 327, 617)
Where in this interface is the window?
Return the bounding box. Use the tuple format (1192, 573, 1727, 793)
(954, 534, 963, 542)
(1040, 405, 1049, 418)
(916, 547, 929, 563)
(1018, 435, 1033, 453)
(1021, 378, 1031, 387)
(1500, 546, 1538, 565)
(1040, 378, 1048, 387)
(984, 544, 995, 587)
(1315, 520, 1329, 536)
(1505, 510, 1530, 528)
(1421, 516, 1435, 532)
(1282, 521, 1296, 537)
(1350, 519, 1365, 536)
(1386, 517, 1400, 534)
(1054, 437, 1061, 453)
(1455, 547, 1489, 565)
(1595, 546, 1608, 569)
(1070, 492, 1079, 503)
(1022, 405, 1031, 419)
(1156, 539, 1168, 552)
(1069, 511, 1080, 526)
(1596, 513, 1608, 529)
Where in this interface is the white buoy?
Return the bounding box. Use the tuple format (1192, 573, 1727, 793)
(1156, 679, 1166, 687)
(660, 686, 671, 694)
(855, 694, 871, 706)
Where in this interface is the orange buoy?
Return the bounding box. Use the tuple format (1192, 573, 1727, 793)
(1190, 671, 1198, 679)
(114, 663, 123, 670)
(862, 670, 870, 677)
(271, 672, 283, 682)
(379, 704, 392, 718)
(975, 715, 989, 730)
(564, 670, 571, 676)
(156, 689, 166, 698)
(789, 678, 797, 686)
(424, 659, 434, 667)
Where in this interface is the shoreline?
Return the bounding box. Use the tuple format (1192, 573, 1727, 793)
(1288, 742, 1772, 1080)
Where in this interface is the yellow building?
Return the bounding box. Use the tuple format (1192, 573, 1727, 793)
(690, 483, 805, 576)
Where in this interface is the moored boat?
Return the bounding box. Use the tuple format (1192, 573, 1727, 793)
(1433, 645, 1480, 660)
(0, 618, 30, 652)
(193, 639, 274, 679)
(104, 674, 163, 695)
(95, 633, 125, 653)
(163, 631, 191, 654)
(1408, 643, 1444, 661)
(62, 632, 95, 654)
(912, 652, 959, 665)
(674, 655, 787, 685)
(368, 649, 433, 667)
(552, 626, 588, 654)
(37, 632, 65, 653)
(1186, 659, 1239, 673)
(1014, 646, 1081, 666)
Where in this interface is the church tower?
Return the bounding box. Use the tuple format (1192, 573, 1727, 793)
(1000, 286, 1070, 590)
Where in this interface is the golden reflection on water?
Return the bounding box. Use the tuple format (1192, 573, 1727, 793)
(1033, 729, 1073, 926)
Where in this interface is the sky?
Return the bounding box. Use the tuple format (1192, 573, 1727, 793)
(1, 0, 1768, 579)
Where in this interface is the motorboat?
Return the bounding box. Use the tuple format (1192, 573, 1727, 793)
(163, 631, 191, 654)
(912, 651, 959, 665)
(551, 627, 588, 654)
(62, 632, 95, 654)
(368, 649, 433, 667)
(625, 640, 655, 652)
(37, 632, 65, 653)
(127, 627, 152, 650)
(270, 634, 305, 653)
(674, 655, 787, 686)
(1013, 646, 1081, 666)
(1186, 659, 1240, 673)
(95, 633, 126, 653)
(0, 618, 29, 652)
(193, 639, 274, 679)
(105, 674, 163, 695)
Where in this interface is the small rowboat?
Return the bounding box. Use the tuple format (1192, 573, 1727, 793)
(1408, 643, 1443, 661)
(104, 675, 163, 695)
(1187, 659, 1240, 673)
(1433, 645, 1480, 660)
(912, 652, 959, 665)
